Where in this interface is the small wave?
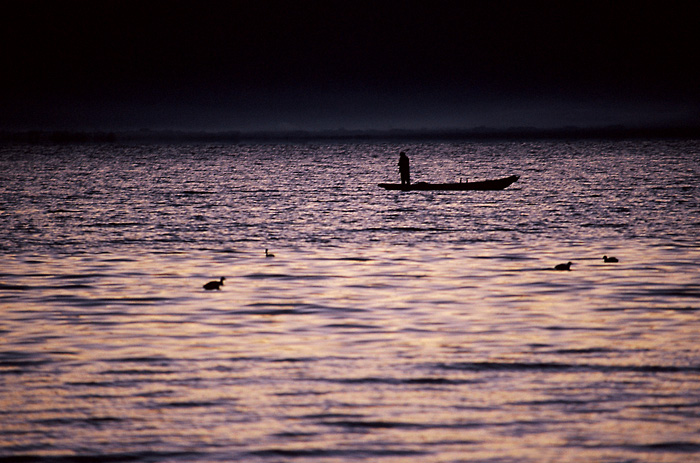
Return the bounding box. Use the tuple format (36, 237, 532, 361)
(303, 412, 364, 420)
(510, 398, 596, 407)
(551, 347, 617, 355)
(323, 322, 380, 330)
(103, 355, 172, 365)
(323, 419, 421, 430)
(392, 226, 451, 233)
(272, 431, 321, 438)
(363, 226, 439, 233)
(85, 222, 143, 228)
(271, 357, 318, 363)
(243, 272, 326, 280)
(0, 351, 53, 373)
(47, 208, 83, 213)
(648, 287, 700, 298)
(596, 306, 699, 312)
(0, 451, 204, 463)
(434, 361, 700, 374)
(544, 325, 612, 331)
(32, 416, 124, 428)
(180, 190, 215, 196)
(238, 303, 319, 316)
(635, 401, 700, 410)
(37, 295, 172, 307)
(329, 376, 480, 386)
(630, 442, 700, 453)
(0, 283, 30, 290)
(53, 284, 94, 289)
(99, 368, 175, 376)
(241, 308, 306, 315)
(54, 273, 108, 279)
(160, 400, 223, 408)
(473, 253, 537, 261)
(581, 222, 629, 229)
(249, 448, 427, 458)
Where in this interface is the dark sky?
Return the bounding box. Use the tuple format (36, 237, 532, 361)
(2, 1, 699, 132)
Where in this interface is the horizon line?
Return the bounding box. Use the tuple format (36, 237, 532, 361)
(3, 124, 700, 143)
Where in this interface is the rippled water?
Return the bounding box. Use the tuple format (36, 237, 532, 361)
(1, 140, 699, 462)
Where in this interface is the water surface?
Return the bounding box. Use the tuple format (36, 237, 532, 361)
(1, 140, 699, 462)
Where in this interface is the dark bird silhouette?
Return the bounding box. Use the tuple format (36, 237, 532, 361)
(603, 255, 619, 263)
(265, 249, 275, 258)
(203, 277, 225, 290)
(554, 262, 573, 271)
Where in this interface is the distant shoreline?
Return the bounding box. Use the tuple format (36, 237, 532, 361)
(3, 125, 700, 144)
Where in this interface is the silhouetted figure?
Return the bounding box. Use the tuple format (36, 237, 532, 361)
(204, 276, 225, 290)
(265, 249, 275, 258)
(603, 255, 618, 263)
(398, 151, 410, 185)
(554, 262, 573, 271)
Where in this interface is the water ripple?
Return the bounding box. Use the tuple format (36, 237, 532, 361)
(1, 140, 699, 462)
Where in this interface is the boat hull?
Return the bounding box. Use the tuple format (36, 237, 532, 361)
(378, 175, 519, 191)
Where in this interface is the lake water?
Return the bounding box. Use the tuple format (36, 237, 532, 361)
(1, 139, 699, 462)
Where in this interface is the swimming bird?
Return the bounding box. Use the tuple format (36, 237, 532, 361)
(603, 255, 618, 263)
(554, 262, 573, 271)
(203, 277, 225, 290)
(265, 249, 275, 258)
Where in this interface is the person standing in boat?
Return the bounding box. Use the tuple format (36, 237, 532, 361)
(398, 151, 411, 185)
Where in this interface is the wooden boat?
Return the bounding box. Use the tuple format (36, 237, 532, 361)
(378, 175, 519, 191)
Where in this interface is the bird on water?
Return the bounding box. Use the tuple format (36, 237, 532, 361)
(265, 249, 275, 258)
(203, 277, 225, 290)
(554, 262, 573, 271)
(603, 255, 618, 263)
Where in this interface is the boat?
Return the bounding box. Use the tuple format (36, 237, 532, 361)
(378, 175, 519, 191)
